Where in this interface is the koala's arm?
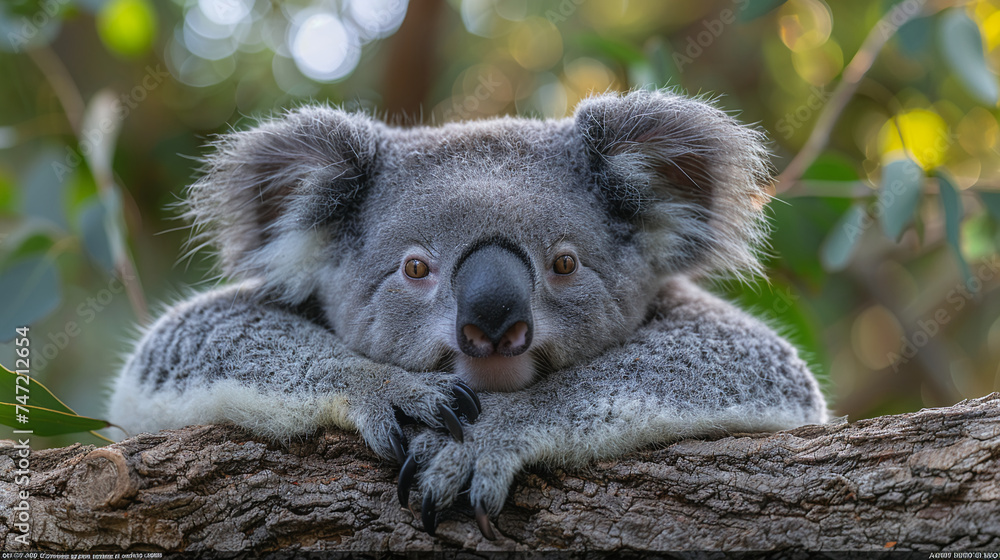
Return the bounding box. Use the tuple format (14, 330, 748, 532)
(407, 277, 828, 517)
(107, 282, 467, 459)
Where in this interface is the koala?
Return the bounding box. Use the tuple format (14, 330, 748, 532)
(108, 90, 828, 539)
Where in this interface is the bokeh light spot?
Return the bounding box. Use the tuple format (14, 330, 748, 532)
(851, 305, 904, 371)
(199, 0, 252, 26)
(878, 109, 951, 169)
(291, 11, 360, 82)
(778, 0, 833, 53)
(509, 17, 563, 71)
(97, 0, 158, 58)
(790, 38, 843, 86)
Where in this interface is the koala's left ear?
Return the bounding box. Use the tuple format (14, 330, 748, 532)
(575, 90, 772, 279)
(185, 106, 379, 303)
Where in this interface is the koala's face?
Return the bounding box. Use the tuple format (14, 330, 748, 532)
(187, 91, 771, 391)
(317, 120, 656, 390)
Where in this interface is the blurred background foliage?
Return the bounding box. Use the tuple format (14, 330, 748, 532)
(2, 0, 1000, 446)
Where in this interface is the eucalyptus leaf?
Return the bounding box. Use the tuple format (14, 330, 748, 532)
(739, 0, 787, 22)
(0, 218, 61, 267)
(79, 197, 116, 273)
(634, 37, 680, 89)
(0, 364, 114, 440)
(0, 257, 61, 343)
(879, 159, 924, 241)
(821, 204, 869, 272)
(2, 363, 76, 415)
(937, 172, 972, 282)
(0, 403, 110, 436)
(939, 10, 1000, 105)
(802, 152, 860, 182)
(979, 191, 1000, 222)
(897, 14, 931, 55)
(22, 146, 69, 230)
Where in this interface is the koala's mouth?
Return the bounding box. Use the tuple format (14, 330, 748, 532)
(451, 352, 537, 392)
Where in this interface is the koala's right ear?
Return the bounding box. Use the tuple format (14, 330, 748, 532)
(185, 106, 378, 303)
(575, 90, 772, 280)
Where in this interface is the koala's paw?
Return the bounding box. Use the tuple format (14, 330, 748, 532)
(350, 373, 481, 465)
(396, 422, 524, 541)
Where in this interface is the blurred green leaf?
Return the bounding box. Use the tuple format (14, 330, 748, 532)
(97, 0, 157, 58)
(939, 10, 999, 105)
(66, 165, 100, 212)
(0, 3, 64, 53)
(770, 197, 851, 285)
(739, 0, 787, 22)
(961, 214, 995, 261)
(79, 197, 115, 273)
(937, 172, 972, 281)
(0, 170, 15, 211)
(630, 37, 680, 89)
(979, 191, 1000, 222)
(821, 204, 868, 272)
(1, 232, 56, 268)
(573, 34, 646, 65)
(0, 256, 61, 343)
(879, 158, 924, 241)
(0, 219, 64, 270)
(897, 14, 931, 55)
(22, 146, 69, 230)
(802, 152, 860, 182)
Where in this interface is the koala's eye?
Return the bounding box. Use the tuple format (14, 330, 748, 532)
(404, 258, 429, 279)
(553, 254, 577, 275)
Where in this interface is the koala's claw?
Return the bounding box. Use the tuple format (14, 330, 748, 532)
(455, 379, 483, 414)
(388, 429, 407, 464)
(398, 454, 417, 508)
(474, 502, 496, 541)
(421, 491, 438, 535)
(438, 404, 464, 443)
(452, 383, 481, 421)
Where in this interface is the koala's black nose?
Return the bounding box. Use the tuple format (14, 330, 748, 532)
(454, 244, 533, 358)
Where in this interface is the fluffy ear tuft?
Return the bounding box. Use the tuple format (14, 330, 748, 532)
(575, 89, 773, 280)
(185, 106, 378, 303)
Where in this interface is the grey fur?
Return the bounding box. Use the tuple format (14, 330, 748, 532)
(109, 90, 827, 522)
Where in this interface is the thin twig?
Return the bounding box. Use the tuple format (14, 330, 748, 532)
(28, 46, 149, 324)
(26, 48, 84, 136)
(774, 0, 958, 192)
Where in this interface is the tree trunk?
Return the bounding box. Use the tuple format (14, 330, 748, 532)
(2, 393, 999, 552)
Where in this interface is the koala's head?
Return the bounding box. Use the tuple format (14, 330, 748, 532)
(186, 90, 771, 391)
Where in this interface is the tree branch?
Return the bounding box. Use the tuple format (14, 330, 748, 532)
(773, 0, 956, 192)
(3, 393, 998, 552)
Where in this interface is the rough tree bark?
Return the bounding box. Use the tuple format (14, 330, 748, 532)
(2, 393, 998, 553)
